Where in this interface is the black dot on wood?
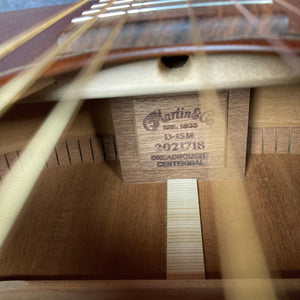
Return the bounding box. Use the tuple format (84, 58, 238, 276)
(160, 55, 189, 69)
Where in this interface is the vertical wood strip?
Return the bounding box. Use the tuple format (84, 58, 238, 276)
(114, 136, 119, 161)
(225, 89, 250, 178)
(277, 128, 290, 153)
(102, 136, 117, 161)
(250, 128, 263, 154)
(290, 128, 300, 154)
(91, 136, 104, 162)
(79, 137, 94, 163)
(56, 141, 70, 166)
(167, 179, 205, 279)
(67, 139, 82, 164)
(263, 128, 276, 153)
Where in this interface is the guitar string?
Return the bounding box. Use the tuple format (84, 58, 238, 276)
(0, 1, 135, 250)
(186, 1, 277, 299)
(0, 0, 119, 117)
(0, 0, 90, 60)
(274, 0, 300, 16)
(72, 0, 274, 22)
(198, 0, 300, 297)
(88, 0, 299, 17)
(0, 2, 292, 105)
(231, 0, 300, 76)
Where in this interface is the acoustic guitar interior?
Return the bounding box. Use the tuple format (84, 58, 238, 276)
(0, 1, 299, 299)
(0, 81, 299, 283)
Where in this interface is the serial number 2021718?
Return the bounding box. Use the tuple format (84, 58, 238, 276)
(155, 141, 205, 152)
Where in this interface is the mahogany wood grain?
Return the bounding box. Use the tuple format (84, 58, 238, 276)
(90, 136, 104, 162)
(79, 137, 94, 163)
(102, 136, 117, 161)
(56, 141, 71, 166)
(199, 154, 300, 279)
(67, 138, 83, 164)
(0, 154, 299, 279)
(0, 279, 300, 300)
(0, 162, 166, 279)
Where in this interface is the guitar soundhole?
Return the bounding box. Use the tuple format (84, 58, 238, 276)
(160, 55, 189, 69)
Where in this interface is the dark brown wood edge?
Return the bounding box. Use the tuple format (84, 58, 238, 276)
(1, 39, 299, 87)
(0, 279, 299, 300)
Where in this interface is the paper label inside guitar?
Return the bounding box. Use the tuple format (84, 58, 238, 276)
(134, 94, 227, 170)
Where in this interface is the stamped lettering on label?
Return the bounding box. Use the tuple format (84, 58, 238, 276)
(134, 94, 227, 170)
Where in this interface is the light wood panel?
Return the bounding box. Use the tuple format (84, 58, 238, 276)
(111, 90, 250, 182)
(167, 179, 205, 279)
(250, 83, 300, 128)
